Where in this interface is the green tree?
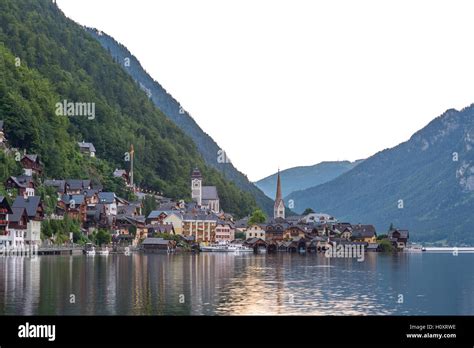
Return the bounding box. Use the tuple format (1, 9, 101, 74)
(143, 195, 157, 217)
(248, 209, 266, 225)
(378, 239, 394, 252)
(95, 229, 111, 246)
(302, 208, 315, 215)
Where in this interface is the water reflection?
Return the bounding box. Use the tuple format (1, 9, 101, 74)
(0, 252, 472, 315)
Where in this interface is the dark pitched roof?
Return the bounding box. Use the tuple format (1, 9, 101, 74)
(98, 192, 116, 204)
(78, 141, 96, 152)
(7, 175, 33, 188)
(66, 179, 90, 190)
(142, 238, 171, 245)
(389, 229, 409, 239)
(23, 154, 38, 162)
(234, 218, 249, 228)
(82, 189, 99, 198)
(352, 224, 377, 238)
(202, 186, 219, 200)
(148, 224, 174, 233)
(12, 196, 41, 218)
(61, 194, 85, 205)
(8, 207, 28, 223)
(44, 179, 66, 192)
(183, 213, 217, 221)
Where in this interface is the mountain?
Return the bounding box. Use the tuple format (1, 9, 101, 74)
(84, 28, 274, 216)
(286, 107, 474, 244)
(255, 160, 363, 199)
(0, 0, 257, 218)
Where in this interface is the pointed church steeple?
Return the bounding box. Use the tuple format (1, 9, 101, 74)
(274, 169, 285, 219)
(275, 169, 282, 202)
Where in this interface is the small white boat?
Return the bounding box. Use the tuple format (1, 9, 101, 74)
(228, 244, 253, 252)
(201, 243, 253, 252)
(85, 247, 96, 256)
(97, 247, 109, 256)
(406, 244, 424, 252)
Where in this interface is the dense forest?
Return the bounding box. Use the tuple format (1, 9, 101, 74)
(0, 0, 257, 218)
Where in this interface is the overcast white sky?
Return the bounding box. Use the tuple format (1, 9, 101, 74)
(57, 0, 474, 181)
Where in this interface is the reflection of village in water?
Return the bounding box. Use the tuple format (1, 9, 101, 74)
(5, 251, 474, 316)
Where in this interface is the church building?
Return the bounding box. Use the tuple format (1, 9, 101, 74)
(191, 168, 220, 212)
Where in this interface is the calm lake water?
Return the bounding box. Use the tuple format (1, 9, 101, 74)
(0, 252, 473, 315)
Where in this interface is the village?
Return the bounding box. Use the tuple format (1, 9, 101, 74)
(0, 120, 409, 256)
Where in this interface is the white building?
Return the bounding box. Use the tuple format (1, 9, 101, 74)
(300, 213, 337, 224)
(245, 224, 266, 240)
(12, 196, 44, 246)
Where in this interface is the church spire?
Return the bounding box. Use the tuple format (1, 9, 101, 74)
(274, 169, 285, 219)
(275, 169, 282, 202)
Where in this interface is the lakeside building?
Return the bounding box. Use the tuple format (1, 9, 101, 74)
(245, 224, 266, 240)
(388, 229, 410, 249)
(182, 213, 218, 243)
(146, 210, 183, 235)
(351, 224, 377, 243)
(7, 207, 29, 247)
(12, 196, 44, 246)
(215, 220, 235, 243)
(0, 196, 13, 246)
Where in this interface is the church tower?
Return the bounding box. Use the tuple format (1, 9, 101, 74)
(191, 168, 202, 206)
(274, 170, 285, 219)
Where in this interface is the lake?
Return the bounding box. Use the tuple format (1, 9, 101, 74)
(0, 252, 473, 315)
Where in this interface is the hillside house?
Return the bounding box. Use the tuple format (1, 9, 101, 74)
(5, 176, 35, 197)
(78, 141, 96, 157)
(20, 154, 43, 176)
(0, 197, 13, 247)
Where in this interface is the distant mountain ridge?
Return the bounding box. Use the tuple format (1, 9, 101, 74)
(286, 106, 474, 244)
(86, 28, 274, 216)
(255, 160, 363, 199)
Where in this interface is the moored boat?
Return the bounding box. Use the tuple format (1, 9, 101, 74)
(97, 247, 109, 256)
(200, 243, 253, 252)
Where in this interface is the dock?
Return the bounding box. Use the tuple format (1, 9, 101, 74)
(37, 246, 84, 255)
